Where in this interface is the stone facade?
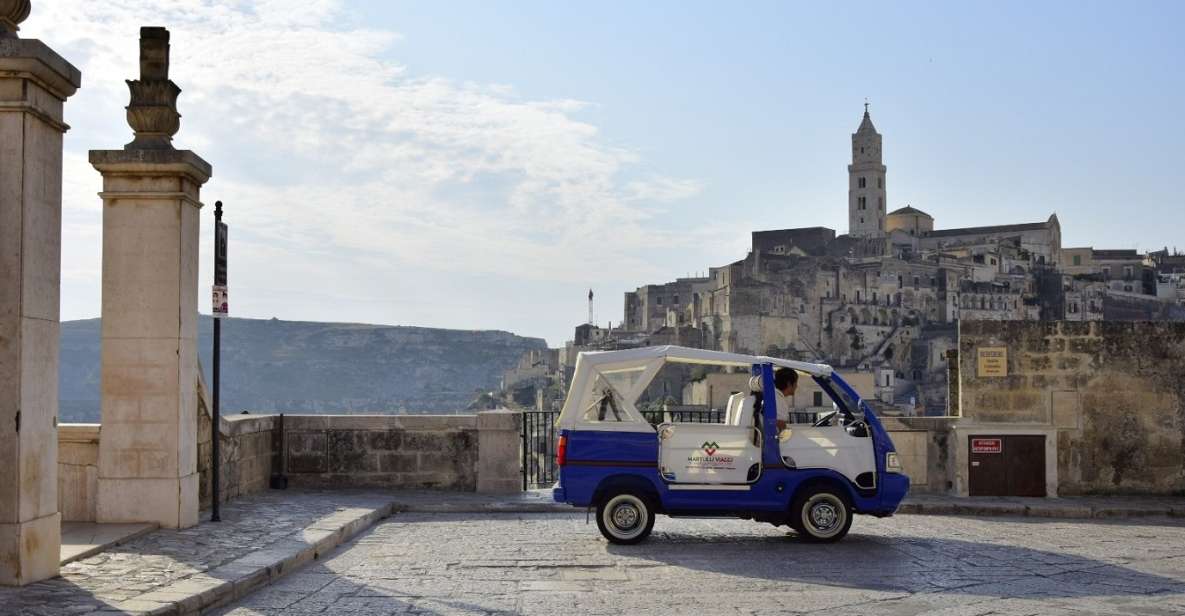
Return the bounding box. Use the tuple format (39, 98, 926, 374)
(956, 320, 1185, 496)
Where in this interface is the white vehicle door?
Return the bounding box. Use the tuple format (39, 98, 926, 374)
(778, 422, 875, 488)
(658, 423, 761, 485)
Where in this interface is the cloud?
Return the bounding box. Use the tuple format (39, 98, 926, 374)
(26, 1, 707, 342)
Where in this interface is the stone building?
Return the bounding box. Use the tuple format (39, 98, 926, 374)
(602, 107, 1183, 418)
(951, 320, 1185, 496)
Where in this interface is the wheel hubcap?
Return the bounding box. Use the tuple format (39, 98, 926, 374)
(810, 502, 838, 531)
(603, 494, 648, 540)
(802, 493, 846, 537)
(612, 503, 640, 530)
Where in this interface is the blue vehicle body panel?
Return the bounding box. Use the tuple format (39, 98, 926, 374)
(553, 363, 910, 520)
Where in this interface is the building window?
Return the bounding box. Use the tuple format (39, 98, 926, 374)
(878, 178, 883, 189)
(913, 276, 920, 287)
(1102, 266, 1111, 279)
(859, 217, 864, 224)
(872, 291, 878, 303)
(1123, 266, 1133, 280)
(1072, 255, 1082, 266)
(858, 177, 866, 188)
(858, 196, 866, 210)
(813, 392, 823, 407)
(878, 197, 883, 210)
(656, 296, 663, 306)
(1124, 285, 1133, 292)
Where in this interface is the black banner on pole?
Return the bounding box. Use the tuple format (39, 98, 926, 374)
(215, 221, 228, 286)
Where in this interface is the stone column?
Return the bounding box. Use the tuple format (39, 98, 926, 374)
(0, 2, 81, 586)
(93, 27, 211, 529)
(476, 410, 523, 493)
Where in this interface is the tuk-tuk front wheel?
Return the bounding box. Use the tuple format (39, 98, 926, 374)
(596, 491, 655, 544)
(792, 485, 853, 543)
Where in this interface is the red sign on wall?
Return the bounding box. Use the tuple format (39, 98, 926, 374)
(971, 438, 1003, 454)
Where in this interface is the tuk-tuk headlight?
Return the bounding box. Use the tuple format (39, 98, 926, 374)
(885, 452, 902, 473)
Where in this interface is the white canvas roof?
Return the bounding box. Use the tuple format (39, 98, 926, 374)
(557, 345, 833, 431)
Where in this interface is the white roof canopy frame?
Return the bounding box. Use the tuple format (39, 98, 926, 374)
(557, 345, 834, 432)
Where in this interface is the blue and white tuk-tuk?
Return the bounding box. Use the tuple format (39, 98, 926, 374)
(551, 346, 909, 544)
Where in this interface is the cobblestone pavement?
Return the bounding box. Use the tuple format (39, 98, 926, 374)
(0, 491, 392, 615)
(216, 512, 1185, 616)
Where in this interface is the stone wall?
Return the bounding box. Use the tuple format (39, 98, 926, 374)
(281, 413, 521, 491)
(60, 413, 279, 521)
(62, 410, 523, 518)
(883, 417, 958, 494)
(58, 425, 100, 522)
(958, 320, 1185, 495)
(197, 414, 277, 510)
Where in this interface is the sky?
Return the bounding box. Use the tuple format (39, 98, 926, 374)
(28, 0, 1185, 347)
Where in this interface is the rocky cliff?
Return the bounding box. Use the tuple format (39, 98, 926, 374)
(59, 316, 547, 422)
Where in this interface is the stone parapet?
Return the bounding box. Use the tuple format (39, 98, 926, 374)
(282, 414, 481, 490)
(58, 424, 100, 522)
(197, 414, 277, 510)
(272, 413, 522, 493)
(65, 411, 526, 515)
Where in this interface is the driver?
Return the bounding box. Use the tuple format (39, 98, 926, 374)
(773, 367, 798, 431)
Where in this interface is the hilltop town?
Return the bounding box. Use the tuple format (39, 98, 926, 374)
(500, 108, 1185, 416)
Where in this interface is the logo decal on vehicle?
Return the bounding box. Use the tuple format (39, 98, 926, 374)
(687, 441, 735, 469)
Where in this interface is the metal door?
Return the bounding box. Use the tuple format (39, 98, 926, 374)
(968, 435, 1045, 497)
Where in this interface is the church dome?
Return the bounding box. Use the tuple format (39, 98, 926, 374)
(888, 205, 932, 218)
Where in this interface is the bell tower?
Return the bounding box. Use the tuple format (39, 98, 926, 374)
(848, 103, 887, 237)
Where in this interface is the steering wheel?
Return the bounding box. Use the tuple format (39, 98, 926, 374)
(812, 410, 838, 427)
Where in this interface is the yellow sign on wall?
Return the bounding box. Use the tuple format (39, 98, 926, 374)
(977, 347, 1008, 377)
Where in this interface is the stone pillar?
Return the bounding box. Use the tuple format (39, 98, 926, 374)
(0, 2, 81, 586)
(93, 27, 211, 529)
(476, 410, 523, 493)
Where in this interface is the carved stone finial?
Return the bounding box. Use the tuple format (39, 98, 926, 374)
(0, 0, 31, 39)
(125, 26, 181, 150)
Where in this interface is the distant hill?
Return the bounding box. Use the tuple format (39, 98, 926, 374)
(59, 316, 547, 423)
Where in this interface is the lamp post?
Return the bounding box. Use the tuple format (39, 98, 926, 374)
(211, 200, 228, 522)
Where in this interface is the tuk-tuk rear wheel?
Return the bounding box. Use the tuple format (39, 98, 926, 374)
(596, 491, 655, 545)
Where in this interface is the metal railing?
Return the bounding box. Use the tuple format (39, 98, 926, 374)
(521, 410, 560, 490)
(519, 407, 728, 490)
(640, 408, 726, 425)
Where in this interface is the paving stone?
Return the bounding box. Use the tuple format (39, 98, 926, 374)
(0, 490, 393, 615)
(216, 510, 1185, 616)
